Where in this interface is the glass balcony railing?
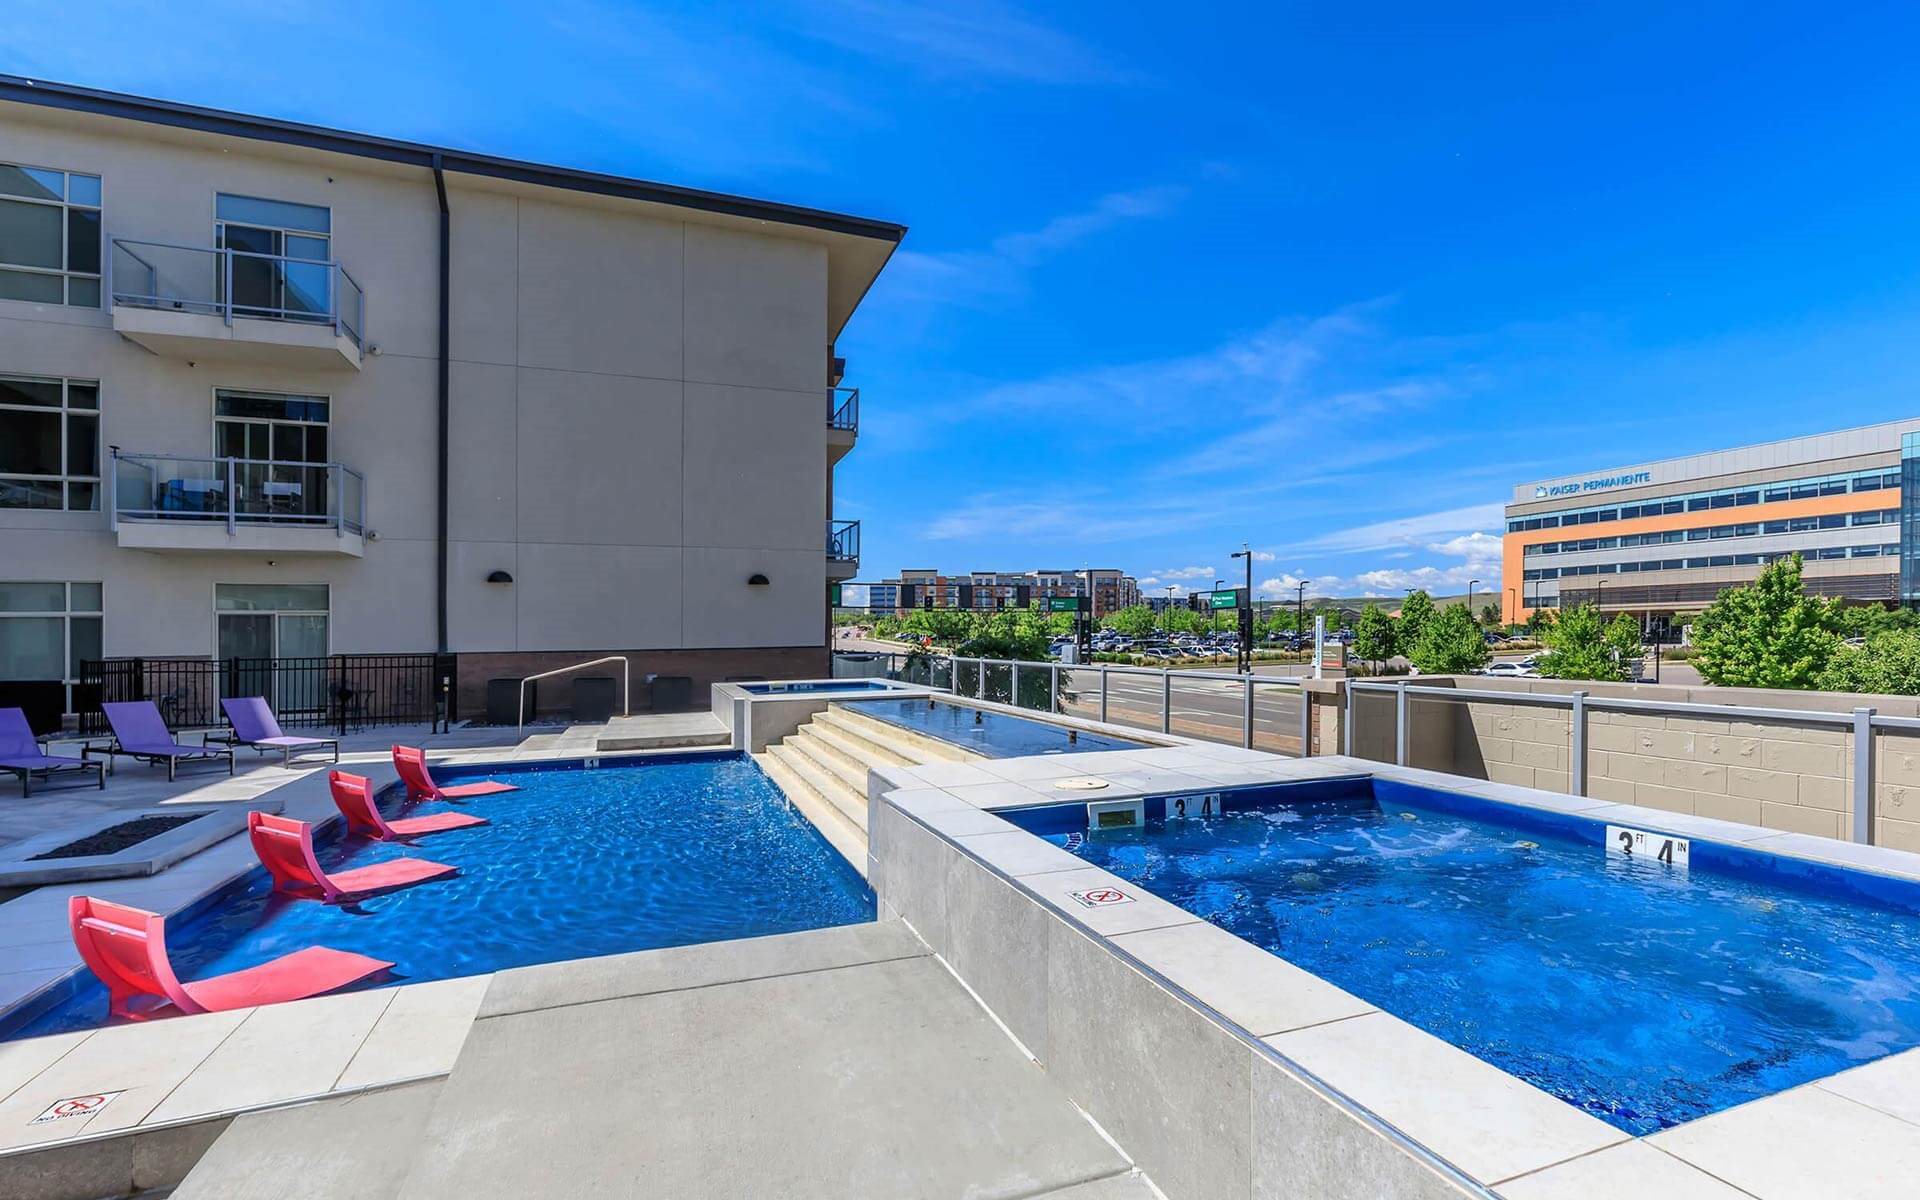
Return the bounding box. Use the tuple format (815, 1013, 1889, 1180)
(827, 519, 860, 562)
(110, 238, 366, 347)
(829, 387, 859, 432)
(112, 452, 366, 536)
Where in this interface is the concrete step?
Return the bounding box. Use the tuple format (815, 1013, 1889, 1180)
(786, 724, 870, 795)
(755, 751, 867, 873)
(170, 1080, 444, 1200)
(770, 741, 868, 833)
(810, 708, 921, 768)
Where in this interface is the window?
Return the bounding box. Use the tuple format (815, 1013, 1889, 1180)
(215, 195, 331, 321)
(0, 581, 101, 712)
(0, 164, 100, 307)
(0, 376, 99, 510)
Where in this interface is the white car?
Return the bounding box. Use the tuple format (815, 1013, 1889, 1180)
(1481, 661, 1538, 678)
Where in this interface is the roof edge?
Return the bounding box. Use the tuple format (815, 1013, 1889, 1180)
(0, 75, 906, 243)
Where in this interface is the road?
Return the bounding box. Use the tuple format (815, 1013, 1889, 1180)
(834, 635, 1307, 752)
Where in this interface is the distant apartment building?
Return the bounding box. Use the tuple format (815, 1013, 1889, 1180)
(0, 76, 901, 718)
(865, 569, 1140, 618)
(1503, 417, 1919, 636)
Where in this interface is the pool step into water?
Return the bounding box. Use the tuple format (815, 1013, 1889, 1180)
(819, 702, 978, 763)
(755, 702, 974, 872)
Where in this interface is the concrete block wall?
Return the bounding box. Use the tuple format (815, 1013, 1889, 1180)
(1342, 678, 1920, 851)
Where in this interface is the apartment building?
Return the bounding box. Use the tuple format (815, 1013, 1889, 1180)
(865, 568, 1140, 618)
(0, 77, 901, 718)
(1503, 417, 1919, 634)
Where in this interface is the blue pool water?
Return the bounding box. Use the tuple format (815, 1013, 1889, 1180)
(9, 753, 872, 1040)
(739, 680, 894, 694)
(853, 698, 1145, 758)
(1018, 778, 1920, 1134)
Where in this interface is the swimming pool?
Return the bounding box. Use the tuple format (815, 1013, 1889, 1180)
(738, 680, 895, 694)
(1008, 776, 1920, 1134)
(8, 753, 873, 1039)
(851, 698, 1145, 758)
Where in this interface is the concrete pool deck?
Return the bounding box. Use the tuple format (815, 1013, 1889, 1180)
(166, 921, 1161, 1200)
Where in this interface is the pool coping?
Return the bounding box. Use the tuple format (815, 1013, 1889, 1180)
(866, 747, 1920, 1200)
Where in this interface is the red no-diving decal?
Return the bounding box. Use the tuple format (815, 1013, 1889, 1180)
(31, 1091, 123, 1125)
(1070, 887, 1133, 909)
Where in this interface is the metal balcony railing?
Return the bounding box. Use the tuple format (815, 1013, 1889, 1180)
(829, 387, 859, 432)
(109, 238, 367, 347)
(111, 451, 366, 536)
(827, 519, 861, 562)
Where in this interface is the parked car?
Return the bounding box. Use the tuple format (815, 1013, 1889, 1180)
(1481, 661, 1539, 678)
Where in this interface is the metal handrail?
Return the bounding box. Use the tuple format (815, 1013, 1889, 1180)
(109, 237, 366, 346)
(842, 651, 1312, 754)
(829, 387, 859, 431)
(110, 450, 367, 534)
(517, 656, 631, 731)
(1344, 677, 1886, 844)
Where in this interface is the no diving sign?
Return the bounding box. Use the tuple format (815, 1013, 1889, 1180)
(1069, 887, 1133, 909)
(31, 1091, 123, 1125)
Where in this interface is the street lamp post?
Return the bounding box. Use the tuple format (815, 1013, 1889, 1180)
(1296, 580, 1310, 658)
(1230, 544, 1255, 674)
(1596, 578, 1607, 612)
(1164, 585, 1176, 633)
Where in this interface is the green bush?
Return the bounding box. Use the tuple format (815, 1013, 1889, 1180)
(1690, 555, 1840, 690)
(1407, 603, 1489, 675)
(1816, 630, 1920, 695)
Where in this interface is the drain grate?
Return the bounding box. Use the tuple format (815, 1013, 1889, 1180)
(28, 814, 203, 861)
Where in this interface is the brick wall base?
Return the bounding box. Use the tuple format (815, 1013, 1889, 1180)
(455, 646, 829, 722)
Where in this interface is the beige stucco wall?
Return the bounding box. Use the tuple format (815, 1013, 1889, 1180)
(1343, 677, 1920, 853)
(0, 103, 844, 660)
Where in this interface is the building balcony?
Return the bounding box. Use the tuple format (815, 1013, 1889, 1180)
(110, 452, 366, 556)
(109, 239, 366, 370)
(827, 518, 860, 580)
(827, 387, 859, 465)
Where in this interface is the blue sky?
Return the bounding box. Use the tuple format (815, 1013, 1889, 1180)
(12, 2, 1920, 602)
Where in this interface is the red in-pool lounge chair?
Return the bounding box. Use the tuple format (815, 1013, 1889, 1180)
(330, 770, 488, 840)
(392, 745, 517, 802)
(247, 811, 456, 903)
(69, 896, 390, 1021)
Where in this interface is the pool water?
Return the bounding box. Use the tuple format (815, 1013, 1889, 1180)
(853, 698, 1144, 758)
(10, 753, 873, 1039)
(1028, 779, 1920, 1134)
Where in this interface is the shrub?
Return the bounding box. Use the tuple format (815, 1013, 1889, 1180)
(1406, 603, 1490, 675)
(1816, 630, 1920, 695)
(1690, 555, 1840, 689)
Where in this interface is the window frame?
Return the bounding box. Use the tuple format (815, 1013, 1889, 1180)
(0, 374, 101, 511)
(0, 162, 102, 308)
(0, 580, 103, 713)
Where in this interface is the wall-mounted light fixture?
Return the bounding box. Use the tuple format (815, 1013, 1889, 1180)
(486, 570, 514, 584)
(747, 573, 770, 586)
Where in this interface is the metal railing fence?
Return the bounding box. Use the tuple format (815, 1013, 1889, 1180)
(109, 238, 366, 346)
(829, 387, 859, 431)
(1347, 680, 1898, 844)
(78, 654, 454, 738)
(110, 451, 366, 536)
(832, 651, 1313, 755)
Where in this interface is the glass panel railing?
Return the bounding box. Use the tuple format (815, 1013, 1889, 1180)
(112, 453, 363, 529)
(827, 519, 860, 561)
(110, 239, 366, 347)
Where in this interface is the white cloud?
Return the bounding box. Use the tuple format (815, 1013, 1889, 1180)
(888, 184, 1187, 304)
(1136, 576, 1161, 587)
(1427, 531, 1502, 562)
(1155, 565, 1218, 581)
(1288, 502, 1507, 556)
(1250, 550, 1276, 562)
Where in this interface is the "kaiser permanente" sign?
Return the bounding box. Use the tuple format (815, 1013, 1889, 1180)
(1533, 470, 1653, 499)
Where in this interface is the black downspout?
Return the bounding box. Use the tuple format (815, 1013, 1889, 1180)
(433, 156, 450, 654)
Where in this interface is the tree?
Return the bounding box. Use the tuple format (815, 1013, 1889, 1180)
(1479, 602, 1501, 628)
(1104, 604, 1157, 639)
(1406, 603, 1490, 675)
(1352, 603, 1397, 667)
(1525, 606, 1555, 637)
(1536, 603, 1638, 681)
(1690, 554, 1841, 690)
(1398, 590, 1436, 647)
(1818, 629, 1920, 695)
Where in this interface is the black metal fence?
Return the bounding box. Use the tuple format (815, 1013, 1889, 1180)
(77, 654, 457, 737)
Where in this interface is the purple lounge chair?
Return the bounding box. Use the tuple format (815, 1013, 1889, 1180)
(100, 701, 235, 782)
(215, 697, 340, 768)
(0, 707, 104, 796)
